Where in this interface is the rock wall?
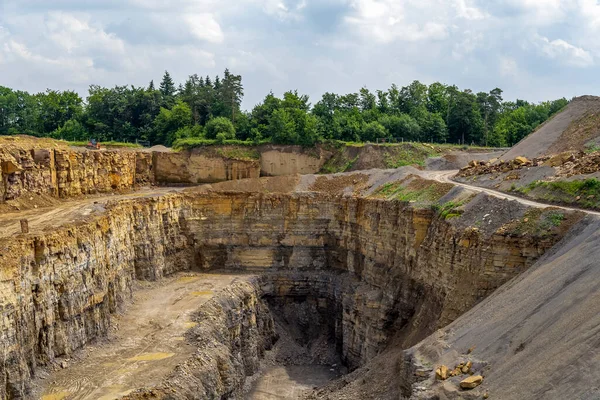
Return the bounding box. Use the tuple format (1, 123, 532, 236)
(185, 193, 569, 366)
(258, 145, 328, 176)
(153, 151, 260, 184)
(0, 190, 575, 398)
(0, 146, 260, 204)
(0, 147, 138, 202)
(0, 194, 194, 398)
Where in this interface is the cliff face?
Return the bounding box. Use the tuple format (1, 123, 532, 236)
(0, 147, 138, 202)
(0, 189, 576, 398)
(0, 194, 194, 398)
(184, 193, 568, 366)
(153, 151, 260, 184)
(0, 146, 260, 205)
(123, 280, 277, 400)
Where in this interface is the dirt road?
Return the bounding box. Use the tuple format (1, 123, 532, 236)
(424, 170, 600, 216)
(36, 272, 253, 400)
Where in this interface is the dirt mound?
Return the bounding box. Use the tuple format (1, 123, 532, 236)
(0, 135, 69, 150)
(503, 96, 600, 159)
(194, 175, 301, 194)
(308, 174, 370, 195)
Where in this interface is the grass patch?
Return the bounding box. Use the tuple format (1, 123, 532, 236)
(172, 137, 272, 150)
(215, 147, 260, 161)
(432, 199, 471, 219)
(372, 176, 454, 205)
(67, 140, 142, 148)
(321, 155, 359, 174)
(383, 145, 436, 168)
(505, 209, 567, 237)
(517, 178, 600, 209)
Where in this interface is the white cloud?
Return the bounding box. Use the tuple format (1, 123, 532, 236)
(499, 56, 518, 76)
(536, 34, 594, 67)
(505, 0, 566, 25)
(454, 0, 487, 20)
(45, 12, 125, 54)
(184, 13, 224, 43)
(345, 0, 449, 43)
(251, 0, 308, 20)
(452, 30, 483, 60)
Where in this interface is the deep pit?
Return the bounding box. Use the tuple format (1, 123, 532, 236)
(0, 152, 581, 399)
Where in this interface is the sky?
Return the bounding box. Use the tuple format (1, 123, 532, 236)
(0, 0, 599, 110)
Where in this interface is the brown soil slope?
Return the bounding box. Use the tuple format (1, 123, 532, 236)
(503, 95, 600, 159)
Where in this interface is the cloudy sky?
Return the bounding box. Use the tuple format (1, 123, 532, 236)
(0, 0, 599, 109)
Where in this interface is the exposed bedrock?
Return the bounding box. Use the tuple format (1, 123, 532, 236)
(0, 191, 576, 398)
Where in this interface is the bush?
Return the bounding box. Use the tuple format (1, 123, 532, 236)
(51, 119, 87, 141)
(205, 117, 236, 139)
(362, 121, 388, 142)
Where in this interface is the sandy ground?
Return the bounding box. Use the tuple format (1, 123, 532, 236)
(34, 272, 253, 400)
(249, 366, 339, 400)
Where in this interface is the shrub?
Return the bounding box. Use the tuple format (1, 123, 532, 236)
(205, 117, 236, 139)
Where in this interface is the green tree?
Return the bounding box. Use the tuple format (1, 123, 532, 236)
(447, 90, 484, 145)
(268, 109, 296, 143)
(362, 121, 389, 142)
(205, 116, 236, 140)
(378, 114, 421, 141)
(152, 100, 193, 145)
(50, 119, 87, 141)
(159, 71, 177, 108)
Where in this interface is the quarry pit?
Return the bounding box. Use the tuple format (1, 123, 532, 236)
(0, 138, 592, 400)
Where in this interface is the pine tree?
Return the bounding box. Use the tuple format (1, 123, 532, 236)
(220, 68, 244, 123)
(159, 71, 176, 108)
(148, 80, 155, 91)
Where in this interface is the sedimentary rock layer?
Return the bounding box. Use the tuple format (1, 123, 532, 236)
(0, 188, 575, 398)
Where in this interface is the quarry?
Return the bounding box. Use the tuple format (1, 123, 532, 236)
(2, 98, 600, 400)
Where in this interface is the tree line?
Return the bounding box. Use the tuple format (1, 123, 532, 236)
(0, 70, 568, 147)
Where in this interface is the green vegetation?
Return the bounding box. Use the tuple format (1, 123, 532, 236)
(508, 209, 567, 237)
(321, 155, 359, 174)
(215, 147, 260, 161)
(67, 140, 142, 148)
(0, 71, 567, 148)
(517, 178, 600, 209)
(432, 199, 471, 219)
(172, 137, 272, 150)
(374, 179, 452, 204)
(383, 144, 437, 168)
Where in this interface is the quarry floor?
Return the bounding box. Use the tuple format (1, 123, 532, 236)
(34, 267, 341, 400)
(35, 271, 254, 400)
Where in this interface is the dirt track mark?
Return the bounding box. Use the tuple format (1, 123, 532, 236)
(424, 170, 600, 216)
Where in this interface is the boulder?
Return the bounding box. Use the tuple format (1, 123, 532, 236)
(1, 160, 21, 174)
(436, 365, 449, 380)
(514, 156, 529, 165)
(461, 361, 472, 374)
(460, 375, 483, 389)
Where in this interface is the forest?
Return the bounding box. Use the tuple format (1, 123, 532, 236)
(0, 69, 568, 148)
